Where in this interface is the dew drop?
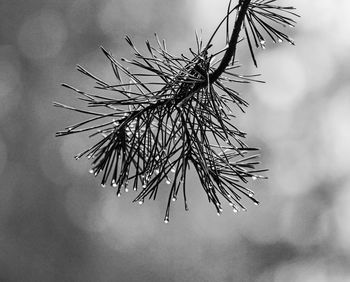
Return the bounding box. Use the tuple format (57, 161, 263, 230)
(229, 202, 234, 207)
(101, 183, 106, 188)
(117, 192, 121, 197)
(89, 169, 94, 174)
(155, 169, 160, 175)
(233, 208, 238, 213)
(138, 200, 143, 205)
(278, 38, 283, 43)
(171, 168, 176, 173)
(260, 40, 266, 45)
(164, 217, 169, 224)
(172, 196, 177, 202)
(142, 184, 147, 189)
(252, 176, 258, 181)
(217, 212, 221, 216)
(166, 179, 171, 185)
(125, 187, 129, 192)
(248, 192, 254, 197)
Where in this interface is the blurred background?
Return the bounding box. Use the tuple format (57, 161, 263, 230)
(1, 0, 350, 281)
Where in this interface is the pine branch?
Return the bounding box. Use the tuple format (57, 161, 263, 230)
(55, 0, 298, 223)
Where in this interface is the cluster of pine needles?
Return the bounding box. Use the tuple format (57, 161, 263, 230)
(55, 0, 298, 223)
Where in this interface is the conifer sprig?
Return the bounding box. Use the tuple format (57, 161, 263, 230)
(55, 0, 297, 223)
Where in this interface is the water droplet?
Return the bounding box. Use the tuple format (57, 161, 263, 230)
(229, 202, 234, 207)
(142, 184, 147, 189)
(260, 40, 266, 45)
(242, 207, 247, 212)
(125, 187, 129, 192)
(278, 38, 283, 43)
(133, 186, 137, 191)
(164, 217, 169, 224)
(166, 179, 171, 185)
(112, 180, 117, 187)
(248, 192, 254, 197)
(233, 208, 238, 213)
(171, 168, 176, 173)
(138, 200, 143, 205)
(252, 176, 257, 181)
(89, 169, 94, 174)
(101, 183, 106, 188)
(117, 192, 121, 197)
(155, 169, 160, 175)
(217, 212, 221, 216)
(172, 196, 177, 202)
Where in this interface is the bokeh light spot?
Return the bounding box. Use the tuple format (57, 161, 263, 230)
(253, 50, 306, 111)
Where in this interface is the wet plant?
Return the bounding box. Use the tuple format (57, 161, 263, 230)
(55, 0, 298, 223)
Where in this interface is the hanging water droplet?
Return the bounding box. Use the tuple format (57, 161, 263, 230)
(138, 200, 143, 205)
(217, 212, 221, 216)
(260, 39, 266, 45)
(89, 169, 94, 174)
(233, 208, 238, 213)
(278, 38, 283, 43)
(101, 183, 106, 188)
(172, 196, 177, 202)
(252, 176, 257, 181)
(142, 184, 147, 189)
(117, 192, 121, 197)
(248, 192, 254, 197)
(166, 179, 171, 185)
(155, 169, 160, 175)
(112, 180, 117, 187)
(171, 168, 176, 173)
(125, 187, 129, 192)
(133, 186, 137, 191)
(229, 202, 234, 207)
(164, 217, 169, 224)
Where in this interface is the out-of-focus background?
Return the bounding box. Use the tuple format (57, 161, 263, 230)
(1, 0, 350, 281)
